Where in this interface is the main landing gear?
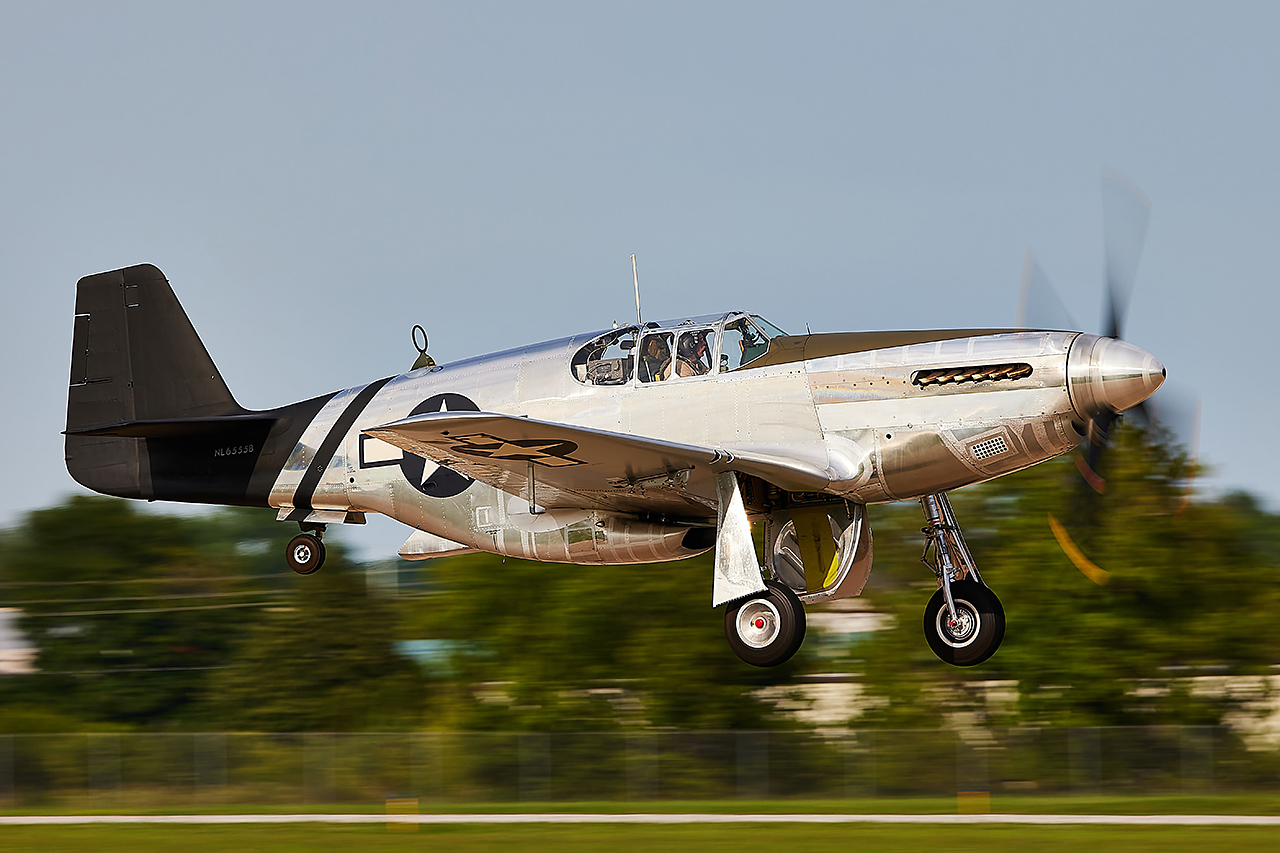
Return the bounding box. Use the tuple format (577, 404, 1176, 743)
(720, 498, 870, 669)
(286, 523, 326, 575)
(919, 493, 1005, 666)
(724, 580, 807, 667)
(717, 489, 1000, 668)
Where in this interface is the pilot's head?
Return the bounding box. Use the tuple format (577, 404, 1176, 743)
(675, 330, 706, 361)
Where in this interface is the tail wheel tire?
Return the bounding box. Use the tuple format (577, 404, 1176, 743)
(724, 580, 807, 667)
(287, 533, 325, 575)
(923, 579, 1004, 666)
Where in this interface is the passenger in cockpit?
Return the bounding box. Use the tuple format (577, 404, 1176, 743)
(639, 334, 671, 382)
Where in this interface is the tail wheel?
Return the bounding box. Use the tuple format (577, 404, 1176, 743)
(724, 580, 806, 667)
(923, 579, 1004, 666)
(286, 533, 325, 575)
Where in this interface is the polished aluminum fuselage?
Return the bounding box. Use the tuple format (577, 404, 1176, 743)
(268, 328, 1087, 564)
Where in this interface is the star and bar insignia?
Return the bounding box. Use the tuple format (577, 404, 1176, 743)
(444, 433, 585, 467)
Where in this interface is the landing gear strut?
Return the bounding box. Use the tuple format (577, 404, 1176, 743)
(286, 523, 326, 575)
(919, 493, 1005, 666)
(724, 580, 807, 667)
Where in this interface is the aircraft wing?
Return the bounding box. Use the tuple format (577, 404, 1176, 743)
(364, 411, 834, 517)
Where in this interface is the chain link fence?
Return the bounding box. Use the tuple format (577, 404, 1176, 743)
(1, 727, 1277, 807)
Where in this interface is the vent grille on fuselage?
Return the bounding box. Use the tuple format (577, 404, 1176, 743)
(970, 436, 1010, 460)
(912, 362, 1033, 388)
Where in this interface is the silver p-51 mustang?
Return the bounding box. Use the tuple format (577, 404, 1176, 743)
(64, 264, 1163, 668)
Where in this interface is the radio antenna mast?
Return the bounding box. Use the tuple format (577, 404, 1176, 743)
(631, 253, 643, 327)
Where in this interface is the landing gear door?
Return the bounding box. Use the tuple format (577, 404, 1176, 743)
(766, 504, 873, 604)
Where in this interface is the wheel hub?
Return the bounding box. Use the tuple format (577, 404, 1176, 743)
(292, 543, 313, 564)
(736, 598, 782, 649)
(936, 600, 979, 648)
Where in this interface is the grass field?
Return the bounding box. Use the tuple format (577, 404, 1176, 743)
(3, 823, 1280, 852)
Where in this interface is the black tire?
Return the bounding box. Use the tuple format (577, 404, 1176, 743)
(286, 533, 325, 575)
(923, 579, 1004, 667)
(724, 580, 807, 667)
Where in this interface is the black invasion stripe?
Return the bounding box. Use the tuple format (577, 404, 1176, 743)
(285, 376, 394, 522)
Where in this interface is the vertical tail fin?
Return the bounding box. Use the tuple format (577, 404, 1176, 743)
(65, 264, 267, 501)
(68, 263, 242, 430)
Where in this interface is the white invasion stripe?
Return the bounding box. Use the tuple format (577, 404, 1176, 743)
(2, 813, 1280, 825)
(268, 389, 358, 508)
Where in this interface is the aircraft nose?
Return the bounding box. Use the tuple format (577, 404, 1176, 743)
(1067, 334, 1165, 420)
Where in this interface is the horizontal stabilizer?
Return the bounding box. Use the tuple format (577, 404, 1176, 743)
(66, 415, 278, 438)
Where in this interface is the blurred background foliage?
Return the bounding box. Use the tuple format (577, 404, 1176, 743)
(2, 425, 1278, 740)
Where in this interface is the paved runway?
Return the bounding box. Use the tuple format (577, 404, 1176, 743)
(3, 813, 1280, 825)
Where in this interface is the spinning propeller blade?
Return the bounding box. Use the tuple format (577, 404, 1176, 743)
(1048, 514, 1110, 585)
(1018, 250, 1077, 331)
(1021, 171, 1188, 578)
(1100, 167, 1152, 341)
(1079, 168, 1153, 487)
(1080, 170, 1161, 491)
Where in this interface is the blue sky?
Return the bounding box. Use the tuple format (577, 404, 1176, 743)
(2, 2, 1274, 558)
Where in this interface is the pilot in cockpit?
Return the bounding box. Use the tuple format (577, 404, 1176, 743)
(675, 330, 711, 377)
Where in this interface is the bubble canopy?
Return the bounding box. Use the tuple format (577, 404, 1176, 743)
(571, 313, 787, 386)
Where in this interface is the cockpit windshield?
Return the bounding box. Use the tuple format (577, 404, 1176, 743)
(721, 315, 774, 371)
(750, 315, 787, 339)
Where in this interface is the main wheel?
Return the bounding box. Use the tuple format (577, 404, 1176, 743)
(923, 579, 1004, 666)
(286, 533, 326, 575)
(724, 580, 807, 667)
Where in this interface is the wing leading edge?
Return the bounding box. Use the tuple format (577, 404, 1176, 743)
(364, 411, 838, 517)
